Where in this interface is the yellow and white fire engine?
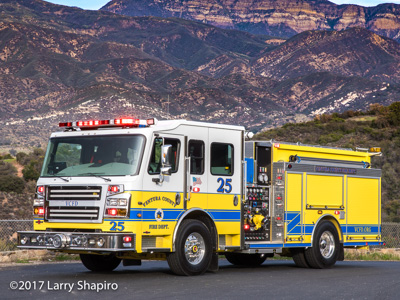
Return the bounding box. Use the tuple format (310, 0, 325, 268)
(18, 118, 383, 275)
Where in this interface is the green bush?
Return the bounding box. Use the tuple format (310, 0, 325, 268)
(22, 160, 42, 181)
(0, 161, 17, 176)
(0, 175, 26, 193)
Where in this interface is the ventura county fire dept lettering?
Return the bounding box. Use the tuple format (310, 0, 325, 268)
(143, 196, 176, 207)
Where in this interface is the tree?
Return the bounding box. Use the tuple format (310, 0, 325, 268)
(22, 160, 41, 181)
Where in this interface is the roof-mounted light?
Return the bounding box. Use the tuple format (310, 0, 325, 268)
(59, 118, 158, 130)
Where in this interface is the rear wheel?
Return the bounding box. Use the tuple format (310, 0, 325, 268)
(290, 248, 309, 268)
(80, 254, 121, 272)
(167, 220, 212, 276)
(225, 253, 267, 266)
(305, 221, 340, 269)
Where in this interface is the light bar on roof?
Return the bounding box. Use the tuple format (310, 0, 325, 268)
(59, 118, 158, 129)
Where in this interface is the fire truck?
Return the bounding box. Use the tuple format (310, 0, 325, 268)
(18, 118, 383, 275)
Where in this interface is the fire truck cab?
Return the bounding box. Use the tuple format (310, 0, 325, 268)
(18, 118, 383, 275)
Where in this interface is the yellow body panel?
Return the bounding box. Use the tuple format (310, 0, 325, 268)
(273, 143, 371, 164)
(306, 175, 343, 208)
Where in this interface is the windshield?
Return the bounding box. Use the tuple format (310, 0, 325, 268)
(41, 135, 146, 177)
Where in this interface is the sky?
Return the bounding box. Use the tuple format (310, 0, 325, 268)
(44, 0, 400, 10)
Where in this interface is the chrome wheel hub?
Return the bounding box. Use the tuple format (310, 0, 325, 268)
(319, 231, 335, 259)
(184, 232, 205, 265)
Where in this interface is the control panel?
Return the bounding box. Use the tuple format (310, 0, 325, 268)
(244, 186, 270, 241)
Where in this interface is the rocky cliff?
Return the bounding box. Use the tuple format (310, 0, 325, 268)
(101, 0, 400, 41)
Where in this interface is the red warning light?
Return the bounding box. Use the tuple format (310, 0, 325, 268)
(108, 208, 118, 216)
(123, 236, 132, 243)
(244, 224, 250, 230)
(108, 185, 120, 193)
(37, 186, 45, 194)
(38, 207, 45, 216)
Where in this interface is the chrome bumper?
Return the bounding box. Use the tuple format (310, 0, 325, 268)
(17, 231, 135, 252)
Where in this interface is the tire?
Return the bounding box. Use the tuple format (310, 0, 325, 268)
(167, 219, 213, 276)
(225, 253, 267, 266)
(80, 254, 121, 272)
(305, 221, 340, 269)
(290, 248, 310, 268)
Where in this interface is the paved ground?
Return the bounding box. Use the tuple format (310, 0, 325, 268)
(1, 259, 399, 299)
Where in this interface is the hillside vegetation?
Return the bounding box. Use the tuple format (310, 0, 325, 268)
(255, 102, 400, 222)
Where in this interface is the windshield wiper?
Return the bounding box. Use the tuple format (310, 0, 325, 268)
(79, 173, 111, 182)
(53, 175, 69, 182)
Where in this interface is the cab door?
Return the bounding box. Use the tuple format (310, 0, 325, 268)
(141, 134, 185, 250)
(207, 128, 242, 246)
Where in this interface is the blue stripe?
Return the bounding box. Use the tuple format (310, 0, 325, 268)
(342, 225, 380, 234)
(286, 214, 301, 234)
(344, 242, 382, 246)
(208, 210, 240, 221)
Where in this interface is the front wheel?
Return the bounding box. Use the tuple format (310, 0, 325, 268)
(305, 221, 340, 269)
(80, 254, 121, 272)
(167, 219, 212, 276)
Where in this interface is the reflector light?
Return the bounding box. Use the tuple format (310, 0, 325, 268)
(244, 224, 250, 230)
(123, 236, 132, 243)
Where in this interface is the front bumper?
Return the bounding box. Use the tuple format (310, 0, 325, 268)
(17, 231, 135, 252)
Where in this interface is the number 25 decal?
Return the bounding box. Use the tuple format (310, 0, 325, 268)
(217, 178, 232, 193)
(110, 221, 125, 231)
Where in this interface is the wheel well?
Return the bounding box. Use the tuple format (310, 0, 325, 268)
(173, 209, 218, 251)
(312, 215, 343, 243)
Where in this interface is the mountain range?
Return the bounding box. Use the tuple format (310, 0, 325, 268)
(1, 0, 400, 151)
(101, 0, 400, 41)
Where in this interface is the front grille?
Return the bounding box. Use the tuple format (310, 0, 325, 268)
(47, 186, 101, 201)
(47, 206, 100, 220)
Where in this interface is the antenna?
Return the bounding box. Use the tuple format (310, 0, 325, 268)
(167, 95, 170, 116)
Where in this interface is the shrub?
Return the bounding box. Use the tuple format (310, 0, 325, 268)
(0, 161, 17, 176)
(0, 176, 26, 193)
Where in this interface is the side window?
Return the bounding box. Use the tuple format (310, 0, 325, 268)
(148, 137, 180, 174)
(211, 143, 234, 176)
(189, 140, 204, 175)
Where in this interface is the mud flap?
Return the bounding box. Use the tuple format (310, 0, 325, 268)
(207, 252, 219, 272)
(338, 244, 345, 261)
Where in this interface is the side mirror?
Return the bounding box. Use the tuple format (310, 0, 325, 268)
(161, 144, 172, 169)
(153, 145, 172, 184)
